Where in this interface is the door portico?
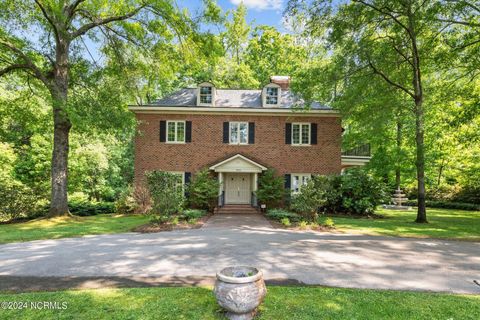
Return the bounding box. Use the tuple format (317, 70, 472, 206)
(209, 154, 267, 206)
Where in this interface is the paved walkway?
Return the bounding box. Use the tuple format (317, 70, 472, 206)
(0, 217, 479, 294)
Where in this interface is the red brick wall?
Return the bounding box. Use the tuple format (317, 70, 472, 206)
(134, 113, 342, 183)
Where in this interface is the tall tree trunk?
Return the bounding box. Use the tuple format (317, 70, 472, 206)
(395, 120, 403, 190)
(414, 100, 427, 222)
(49, 38, 72, 217)
(407, 4, 427, 223)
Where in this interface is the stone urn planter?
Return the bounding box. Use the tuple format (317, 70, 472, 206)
(214, 266, 267, 320)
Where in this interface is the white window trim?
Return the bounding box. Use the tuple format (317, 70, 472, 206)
(166, 120, 186, 144)
(292, 122, 311, 146)
(262, 83, 281, 107)
(168, 171, 185, 192)
(229, 122, 249, 145)
(291, 173, 311, 194)
(197, 84, 216, 107)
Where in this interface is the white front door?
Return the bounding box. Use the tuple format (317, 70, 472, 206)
(225, 173, 251, 204)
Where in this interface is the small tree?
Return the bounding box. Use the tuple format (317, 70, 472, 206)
(290, 179, 325, 221)
(145, 171, 184, 219)
(256, 169, 285, 208)
(187, 169, 219, 212)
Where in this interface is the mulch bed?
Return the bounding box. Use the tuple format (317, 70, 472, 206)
(267, 219, 336, 232)
(132, 214, 212, 233)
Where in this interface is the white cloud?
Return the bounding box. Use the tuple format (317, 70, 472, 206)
(230, 0, 283, 11)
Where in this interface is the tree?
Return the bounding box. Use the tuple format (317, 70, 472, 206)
(187, 168, 220, 212)
(287, 0, 446, 222)
(256, 169, 285, 208)
(0, 1, 198, 216)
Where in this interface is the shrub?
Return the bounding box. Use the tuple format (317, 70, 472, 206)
(114, 187, 137, 214)
(335, 170, 387, 215)
(266, 208, 301, 222)
(403, 200, 480, 211)
(171, 216, 179, 225)
(181, 209, 207, 221)
(146, 171, 184, 219)
(133, 185, 151, 214)
(318, 216, 335, 227)
(298, 220, 308, 229)
(280, 217, 291, 226)
(290, 179, 326, 221)
(68, 200, 115, 216)
(256, 169, 285, 208)
(187, 169, 219, 212)
(0, 178, 38, 221)
(188, 218, 198, 225)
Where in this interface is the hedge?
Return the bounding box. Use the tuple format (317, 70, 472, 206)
(403, 200, 480, 211)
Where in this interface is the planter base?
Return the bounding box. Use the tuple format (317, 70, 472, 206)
(225, 310, 256, 320)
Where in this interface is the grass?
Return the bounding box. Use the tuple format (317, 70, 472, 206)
(0, 214, 150, 244)
(0, 286, 478, 319)
(332, 207, 480, 241)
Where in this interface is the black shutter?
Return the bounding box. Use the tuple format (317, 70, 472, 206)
(223, 122, 229, 143)
(285, 123, 292, 144)
(159, 121, 166, 142)
(186, 121, 192, 142)
(248, 122, 255, 144)
(184, 172, 191, 197)
(284, 174, 291, 190)
(311, 123, 317, 145)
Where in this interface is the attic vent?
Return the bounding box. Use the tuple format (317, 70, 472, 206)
(270, 76, 290, 90)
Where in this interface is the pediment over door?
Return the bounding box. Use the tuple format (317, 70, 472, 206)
(209, 154, 267, 173)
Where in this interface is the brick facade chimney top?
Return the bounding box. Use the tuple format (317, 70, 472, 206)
(270, 76, 290, 90)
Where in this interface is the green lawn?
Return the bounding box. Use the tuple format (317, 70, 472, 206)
(0, 286, 478, 319)
(332, 207, 480, 241)
(0, 214, 150, 244)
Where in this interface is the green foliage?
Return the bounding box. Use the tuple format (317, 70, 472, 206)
(181, 209, 207, 221)
(337, 170, 388, 215)
(403, 200, 480, 211)
(114, 187, 137, 214)
(290, 179, 325, 220)
(317, 216, 335, 228)
(0, 178, 38, 221)
(256, 169, 285, 208)
(266, 208, 301, 222)
(298, 220, 308, 229)
(187, 169, 219, 212)
(67, 201, 115, 217)
(280, 217, 291, 227)
(146, 171, 184, 218)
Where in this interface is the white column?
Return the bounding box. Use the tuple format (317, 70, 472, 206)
(218, 172, 223, 206)
(253, 172, 258, 206)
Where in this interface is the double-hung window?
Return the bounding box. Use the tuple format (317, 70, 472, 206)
(229, 122, 248, 145)
(199, 86, 212, 104)
(168, 172, 185, 192)
(291, 174, 311, 193)
(167, 121, 185, 143)
(292, 123, 310, 145)
(266, 87, 279, 105)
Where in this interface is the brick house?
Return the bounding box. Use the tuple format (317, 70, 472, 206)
(129, 76, 369, 207)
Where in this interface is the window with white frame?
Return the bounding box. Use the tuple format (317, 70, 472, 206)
(199, 86, 213, 104)
(292, 123, 310, 145)
(291, 173, 311, 193)
(266, 87, 279, 105)
(229, 122, 248, 144)
(167, 121, 185, 143)
(168, 172, 185, 192)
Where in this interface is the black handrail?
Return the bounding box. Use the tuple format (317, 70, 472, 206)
(251, 192, 257, 207)
(342, 144, 371, 157)
(219, 191, 225, 207)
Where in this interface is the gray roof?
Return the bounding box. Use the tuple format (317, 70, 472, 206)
(147, 88, 331, 110)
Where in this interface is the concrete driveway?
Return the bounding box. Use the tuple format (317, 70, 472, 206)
(0, 218, 479, 294)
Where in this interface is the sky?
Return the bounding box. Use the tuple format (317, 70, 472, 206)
(180, 0, 287, 31)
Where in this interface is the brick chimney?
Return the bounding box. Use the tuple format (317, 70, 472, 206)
(270, 76, 290, 90)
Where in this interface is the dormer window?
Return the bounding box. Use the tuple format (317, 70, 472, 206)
(262, 83, 281, 107)
(266, 87, 278, 105)
(197, 82, 216, 106)
(200, 86, 212, 104)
